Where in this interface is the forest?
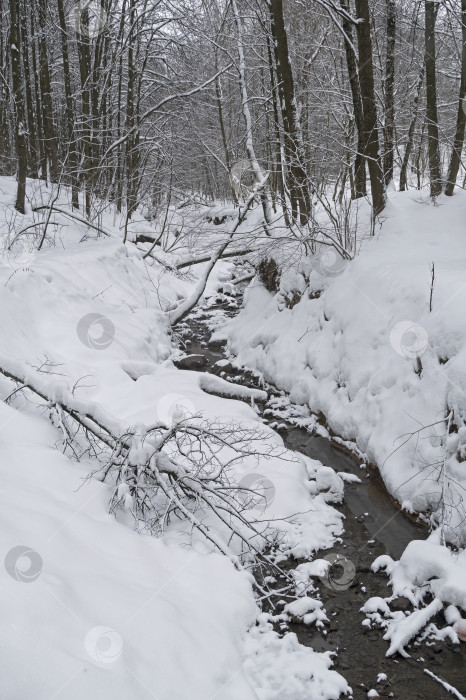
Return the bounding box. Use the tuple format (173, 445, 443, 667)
(1, 1, 466, 699)
(2, 0, 465, 220)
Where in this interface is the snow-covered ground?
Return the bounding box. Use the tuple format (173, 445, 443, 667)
(0, 177, 350, 699)
(3, 175, 466, 697)
(221, 189, 466, 547)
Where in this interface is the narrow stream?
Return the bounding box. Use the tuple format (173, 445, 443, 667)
(176, 295, 466, 700)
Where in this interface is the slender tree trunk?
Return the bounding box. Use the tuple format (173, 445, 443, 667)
(425, 0, 442, 197)
(266, 33, 288, 219)
(0, 1, 9, 174)
(9, 0, 27, 212)
(114, 0, 127, 213)
(57, 0, 79, 208)
(354, 0, 386, 217)
(37, 0, 58, 182)
(268, 0, 310, 224)
(98, 26, 113, 200)
(90, 17, 105, 200)
(231, 0, 272, 227)
(445, 0, 466, 196)
(400, 64, 425, 191)
(383, 0, 396, 185)
(30, 10, 46, 178)
(215, 69, 238, 205)
(77, 6, 92, 217)
(19, 0, 38, 178)
(125, 0, 137, 222)
(340, 0, 366, 198)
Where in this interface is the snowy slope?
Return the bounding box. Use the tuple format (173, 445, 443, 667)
(222, 189, 466, 545)
(0, 177, 349, 699)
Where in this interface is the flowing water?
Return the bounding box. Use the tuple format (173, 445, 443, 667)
(176, 296, 466, 700)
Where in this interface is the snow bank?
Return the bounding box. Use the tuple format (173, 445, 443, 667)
(0, 178, 348, 699)
(221, 189, 466, 543)
(0, 402, 259, 700)
(373, 536, 466, 613)
(243, 617, 350, 700)
(362, 534, 466, 657)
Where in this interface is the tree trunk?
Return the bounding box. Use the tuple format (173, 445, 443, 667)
(125, 0, 137, 223)
(215, 69, 238, 205)
(57, 0, 79, 208)
(114, 0, 127, 213)
(354, 0, 386, 217)
(425, 0, 442, 197)
(268, 0, 310, 224)
(0, 2, 11, 173)
(19, 0, 38, 178)
(383, 0, 396, 186)
(36, 0, 58, 182)
(90, 16, 106, 201)
(231, 0, 272, 227)
(340, 0, 366, 198)
(77, 5, 92, 217)
(30, 10, 46, 179)
(399, 64, 425, 191)
(266, 32, 289, 222)
(445, 0, 466, 196)
(9, 0, 28, 213)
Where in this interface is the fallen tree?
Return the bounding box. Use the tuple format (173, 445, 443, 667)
(0, 354, 297, 596)
(169, 175, 268, 326)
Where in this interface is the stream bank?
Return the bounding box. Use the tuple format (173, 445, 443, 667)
(174, 292, 466, 700)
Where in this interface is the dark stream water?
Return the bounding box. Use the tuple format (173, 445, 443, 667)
(176, 297, 466, 700)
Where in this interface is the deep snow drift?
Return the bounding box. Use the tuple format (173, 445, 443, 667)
(0, 177, 349, 699)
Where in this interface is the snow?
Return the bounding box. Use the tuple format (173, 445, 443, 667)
(383, 598, 444, 658)
(361, 597, 391, 617)
(243, 617, 350, 700)
(0, 177, 349, 699)
(424, 669, 466, 700)
(284, 597, 328, 626)
(314, 466, 345, 503)
(380, 537, 466, 612)
(199, 372, 268, 402)
(5, 173, 465, 693)
(1, 400, 261, 700)
(368, 533, 466, 657)
(220, 188, 466, 544)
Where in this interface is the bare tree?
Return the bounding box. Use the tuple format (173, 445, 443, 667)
(354, 0, 386, 217)
(9, 0, 27, 213)
(445, 0, 466, 196)
(425, 0, 442, 197)
(340, 0, 367, 199)
(268, 0, 311, 224)
(383, 0, 396, 185)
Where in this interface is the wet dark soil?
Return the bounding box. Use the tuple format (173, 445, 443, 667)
(177, 295, 466, 700)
